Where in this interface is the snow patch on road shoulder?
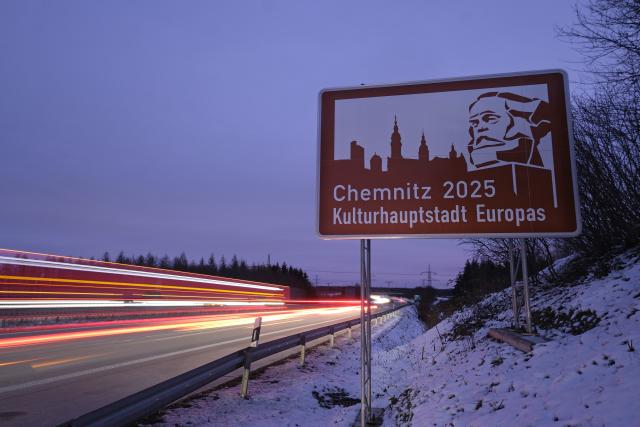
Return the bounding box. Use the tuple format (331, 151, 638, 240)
(145, 307, 417, 427)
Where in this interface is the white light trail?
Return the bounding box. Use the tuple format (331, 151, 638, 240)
(0, 256, 283, 292)
(0, 300, 285, 309)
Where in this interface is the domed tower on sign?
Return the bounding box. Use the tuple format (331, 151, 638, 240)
(370, 152, 382, 173)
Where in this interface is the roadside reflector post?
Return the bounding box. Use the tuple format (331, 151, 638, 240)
(329, 328, 335, 347)
(300, 335, 307, 366)
(240, 317, 262, 399)
(250, 317, 262, 347)
(348, 323, 352, 340)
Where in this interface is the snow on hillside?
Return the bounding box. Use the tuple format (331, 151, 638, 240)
(147, 251, 640, 427)
(382, 251, 640, 427)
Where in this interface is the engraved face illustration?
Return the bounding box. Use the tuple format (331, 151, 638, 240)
(467, 92, 551, 169)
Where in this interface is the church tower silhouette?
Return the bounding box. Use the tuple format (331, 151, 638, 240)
(449, 143, 458, 160)
(418, 131, 429, 162)
(390, 116, 402, 159)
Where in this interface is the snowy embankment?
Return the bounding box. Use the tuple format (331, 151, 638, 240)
(147, 251, 640, 427)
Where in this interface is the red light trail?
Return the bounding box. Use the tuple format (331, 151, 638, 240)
(0, 306, 362, 350)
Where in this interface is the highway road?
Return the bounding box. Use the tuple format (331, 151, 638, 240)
(0, 305, 367, 427)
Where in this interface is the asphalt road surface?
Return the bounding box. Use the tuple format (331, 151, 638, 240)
(0, 305, 367, 427)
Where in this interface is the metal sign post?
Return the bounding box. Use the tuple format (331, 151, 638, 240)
(508, 240, 521, 330)
(508, 239, 533, 333)
(360, 239, 372, 426)
(520, 239, 533, 334)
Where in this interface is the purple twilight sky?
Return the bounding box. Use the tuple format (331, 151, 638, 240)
(0, 1, 585, 288)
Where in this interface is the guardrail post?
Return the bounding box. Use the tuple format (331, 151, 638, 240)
(240, 348, 252, 399)
(299, 335, 307, 366)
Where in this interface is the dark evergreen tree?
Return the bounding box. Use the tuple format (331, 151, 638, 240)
(145, 253, 157, 267)
(207, 254, 217, 275)
(173, 252, 189, 271)
(116, 251, 127, 264)
(159, 255, 171, 269)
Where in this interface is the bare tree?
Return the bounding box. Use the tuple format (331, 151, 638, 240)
(558, 0, 640, 258)
(462, 238, 557, 284)
(559, 0, 640, 89)
(568, 87, 640, 254)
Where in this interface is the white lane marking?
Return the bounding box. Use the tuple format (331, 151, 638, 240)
(149, 328, 249, 342)
(0, 316, 357, 394)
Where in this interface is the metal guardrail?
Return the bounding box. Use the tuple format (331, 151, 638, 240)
(59, 303, 409, 427)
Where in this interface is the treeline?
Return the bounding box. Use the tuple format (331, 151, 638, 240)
(418, 259, 508, 327)
(99, 251, 312, 291)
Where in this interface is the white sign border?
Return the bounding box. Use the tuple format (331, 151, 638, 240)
(316, 69, 582, 240)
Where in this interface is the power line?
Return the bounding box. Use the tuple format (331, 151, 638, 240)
(302, 269, 445, 277)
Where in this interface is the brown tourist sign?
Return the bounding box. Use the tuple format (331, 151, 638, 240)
(317, 70, 581, 239)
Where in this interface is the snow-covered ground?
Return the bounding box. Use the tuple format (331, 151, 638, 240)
(146, 251, 640, 427)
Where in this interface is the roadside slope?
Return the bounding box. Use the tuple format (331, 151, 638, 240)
(381, 251, 640, 426)
(147, 251, 639, 426)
